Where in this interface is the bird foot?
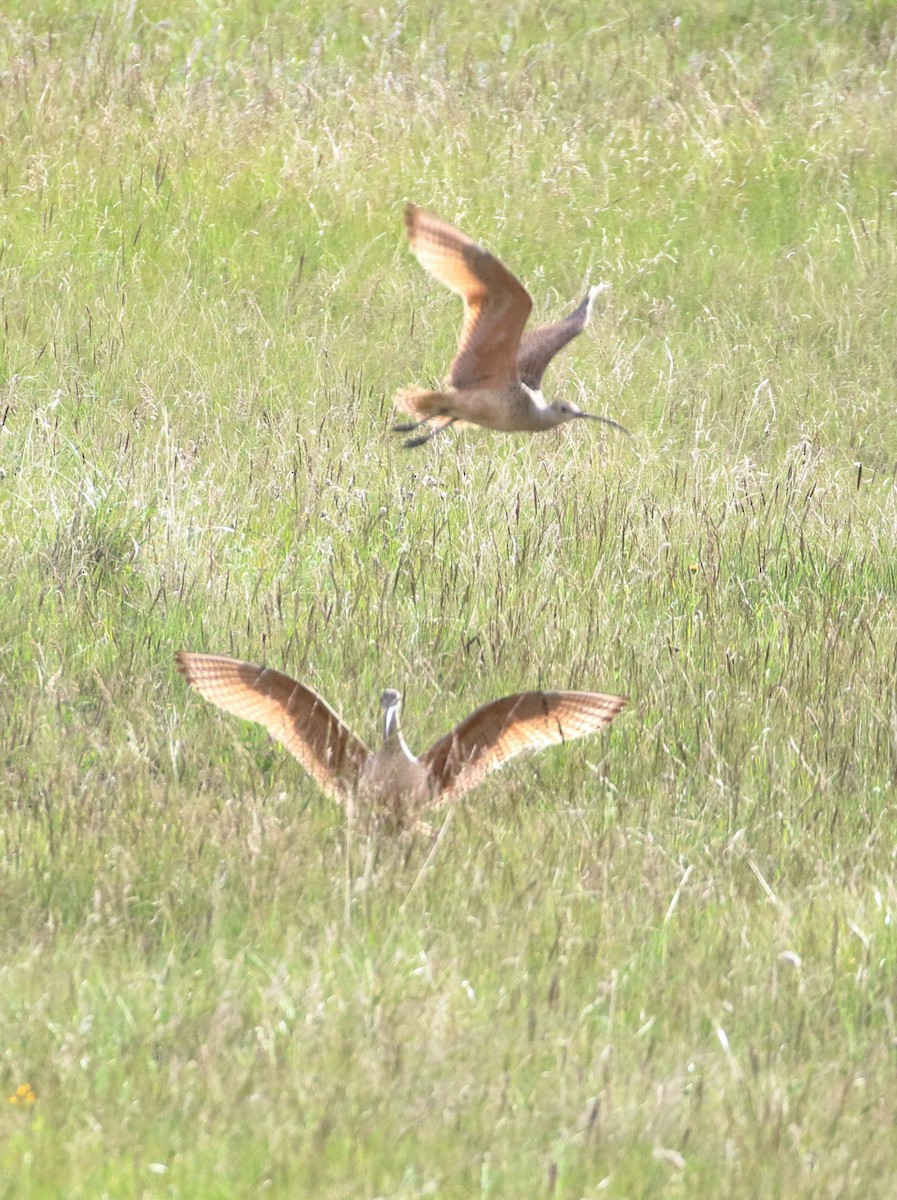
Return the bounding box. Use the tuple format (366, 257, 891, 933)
(400, 431, 434, 449)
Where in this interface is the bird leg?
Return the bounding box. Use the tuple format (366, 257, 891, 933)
(401, 417, 457, 449)
(391, 416, 431, 433)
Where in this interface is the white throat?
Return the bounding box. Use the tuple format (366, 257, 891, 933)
(521, 382, 548, 409)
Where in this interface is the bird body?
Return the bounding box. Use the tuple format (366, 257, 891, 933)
(394, 204, 627, 447)
(356, 689, 433, 818)
(176, 652, 627, 829)
(395, 382, 579, 435)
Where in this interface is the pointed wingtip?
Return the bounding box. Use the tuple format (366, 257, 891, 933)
(592, 691, 629, 726)
(564, 282, 610, 328)
(587, 281, 612, 301)
(404, 202, 422, 238)
(583, 281, 611, 322)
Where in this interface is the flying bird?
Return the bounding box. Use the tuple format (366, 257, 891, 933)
(393, 204, 628, 447)
(176, 651, 626, 828)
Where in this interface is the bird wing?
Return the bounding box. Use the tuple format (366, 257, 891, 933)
(405, 204, 532, 390)
(176, 652, 371, 804)
(516, 286, 603, 389)
(419, 690, 627, 808)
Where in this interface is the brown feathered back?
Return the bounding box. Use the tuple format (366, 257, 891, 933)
(405, 204, 532, 390)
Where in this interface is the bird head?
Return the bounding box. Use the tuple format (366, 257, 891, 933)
(550, 400, 630, 436)
(549, 399, 589, 425)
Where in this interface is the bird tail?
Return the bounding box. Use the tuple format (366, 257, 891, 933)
(393, 387, 447, 420)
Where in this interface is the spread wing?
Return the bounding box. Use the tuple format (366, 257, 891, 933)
(405, 204, 532, 390)
(517, 285, 605, 389)
(175, 652, 371, 804)
(419, 690, 627, 809)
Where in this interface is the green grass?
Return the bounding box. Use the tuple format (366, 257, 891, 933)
(3, 1, 897, 1195)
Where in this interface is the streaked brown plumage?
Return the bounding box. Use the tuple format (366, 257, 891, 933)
(175, 651, 627, 826)
(394, 204, 628, 447)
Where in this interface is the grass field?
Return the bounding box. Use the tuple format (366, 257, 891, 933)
(3, 1, 897, 1196)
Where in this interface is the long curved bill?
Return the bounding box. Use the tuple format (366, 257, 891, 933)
(578, 412, 631, 436)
